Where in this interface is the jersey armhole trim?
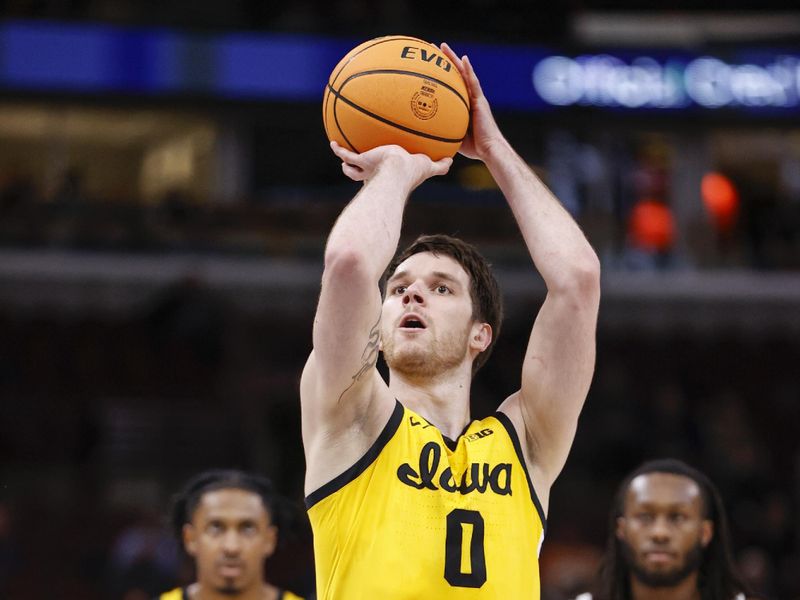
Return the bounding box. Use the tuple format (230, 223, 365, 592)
(493, 410, 547, 531)
(305, 399, 404, 509)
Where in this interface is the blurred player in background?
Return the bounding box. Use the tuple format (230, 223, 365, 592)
(159, 469, 304, 600)
(301, 42, 601, 597)
(576, 458, 754, 600)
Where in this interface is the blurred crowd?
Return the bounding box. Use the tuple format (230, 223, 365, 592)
(1, 160, 799, 271)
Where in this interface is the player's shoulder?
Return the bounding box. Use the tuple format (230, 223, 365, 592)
(155, 588, 186, 600)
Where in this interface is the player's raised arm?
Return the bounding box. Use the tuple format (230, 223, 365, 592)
(442, 44, 601, 499)
(300, 143, 451, 474)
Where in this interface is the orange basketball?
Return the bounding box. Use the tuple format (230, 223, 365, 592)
(323, 36, 470, 160)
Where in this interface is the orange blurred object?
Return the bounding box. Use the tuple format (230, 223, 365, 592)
(629, 198, 675, 252)
(701, 172, 739, 232)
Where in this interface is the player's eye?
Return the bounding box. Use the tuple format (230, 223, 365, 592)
(393, 285, 407, 295)
(240, 523, 258, 536)
(206, 522, 224, 535)
(435, 285, 451, 294)
(669, 513, 687, 524)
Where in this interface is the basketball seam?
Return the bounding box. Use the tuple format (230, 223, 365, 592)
(329, 36, 429, 90)
(327, 37, 428, 150)
(343, 68, 469, 111)
(323, 88, 330, 136)
(331, 89, 360, 153)
(328, 83, 465, 144)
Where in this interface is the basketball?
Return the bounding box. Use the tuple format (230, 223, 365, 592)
(323, 35, 471, 160)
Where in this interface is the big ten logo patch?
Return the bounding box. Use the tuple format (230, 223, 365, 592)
(465, 429, 493, 443)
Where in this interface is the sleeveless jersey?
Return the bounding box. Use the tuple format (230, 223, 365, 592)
(306, 401, 547, 599)
(158, 587, 303, 600)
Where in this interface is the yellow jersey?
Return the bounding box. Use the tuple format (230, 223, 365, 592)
(158, 587, 303, 600)
(306, 401, 546, 599)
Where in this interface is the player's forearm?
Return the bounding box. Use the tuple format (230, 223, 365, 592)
(325, 166, 414, 280)
(485, 139, 600, 293)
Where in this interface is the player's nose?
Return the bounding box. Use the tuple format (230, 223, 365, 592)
(649, 516, 672, 542)
(221, 530, 243, 553)
(402, 281, 425, 305)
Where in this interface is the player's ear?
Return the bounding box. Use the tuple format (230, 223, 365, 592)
(700, 519, 714, 547)
(263, 524, 279, 557)
(471, 322, 492, 353)
(615, 517, 626, 540)
(183, 523, 198, 556)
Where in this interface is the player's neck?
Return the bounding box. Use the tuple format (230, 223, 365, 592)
(389, 365, 472, 439)
(189, 582, 280, 600)
(629, 572, 702, 600)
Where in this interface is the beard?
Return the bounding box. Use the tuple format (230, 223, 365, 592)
(382, 323, 471, 378)
(216, 583, 242, 596)
(621, 539, 705, 588)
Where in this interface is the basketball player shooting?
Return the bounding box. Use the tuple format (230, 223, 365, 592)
(301, 42, 601, 598)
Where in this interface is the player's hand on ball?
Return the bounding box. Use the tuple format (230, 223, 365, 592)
(440, 43, 505, 162)
(330, 142, 452, 188)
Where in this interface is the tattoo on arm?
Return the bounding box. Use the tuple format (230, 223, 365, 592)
(337, 313, 381, 404)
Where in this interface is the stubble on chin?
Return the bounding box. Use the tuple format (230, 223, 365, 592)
(216, 583, 242, 596)
(382, 328, 471, 379)
(621, 540, 704, 588)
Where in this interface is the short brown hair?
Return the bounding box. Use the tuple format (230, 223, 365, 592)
(383, 234, 503, 374)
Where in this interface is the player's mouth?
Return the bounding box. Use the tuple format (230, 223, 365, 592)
(643, 550, 676, 564)
(217, 560, 245, 578)
(399, 313, 427, 331)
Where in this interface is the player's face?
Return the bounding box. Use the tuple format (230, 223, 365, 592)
(183, 488, 277, 596)
(616, 473, 713, 587)
(383, 252, 486, 377)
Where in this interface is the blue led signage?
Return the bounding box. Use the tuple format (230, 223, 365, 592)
(0, 21, 797, 115)
(532, 53, 800, 110)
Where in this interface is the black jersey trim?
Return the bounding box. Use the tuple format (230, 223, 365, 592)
(154, 588, 189, 600)
(154, 589, 188, 600)
(441, 435, 458, 451)
(441, 420, 473, 451)
(305, 400, 404, 509)
(493, 411, 547, 531)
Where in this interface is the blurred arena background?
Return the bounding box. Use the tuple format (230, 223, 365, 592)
(0, 1, 798, 598)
